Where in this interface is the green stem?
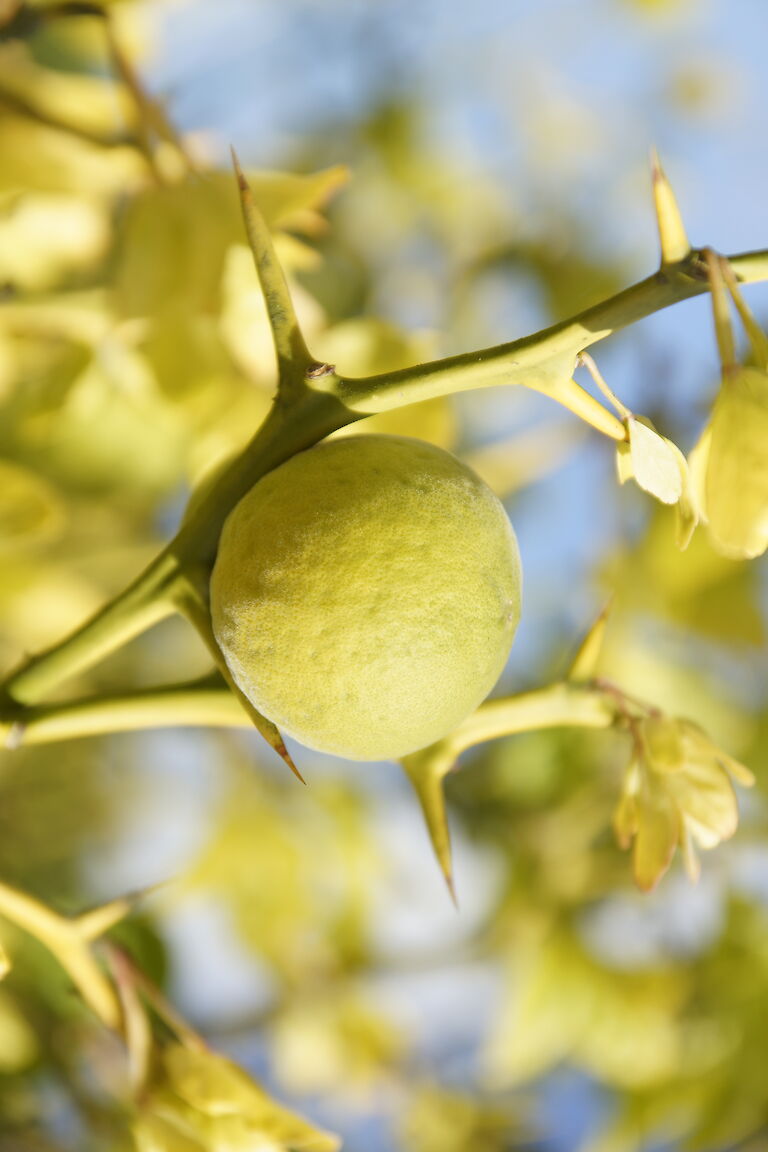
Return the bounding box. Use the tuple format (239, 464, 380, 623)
(430, 682, 616, 767)
(1, 679, 612, 752)
(321, 249, 768, 414)
(0, 881, 121, 1029)
(3, 246, 768, 712)
(1, 677, 242, 748)
(2, 550, 179, 707)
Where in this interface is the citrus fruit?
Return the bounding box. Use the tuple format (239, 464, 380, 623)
(210, 434, 522, 760)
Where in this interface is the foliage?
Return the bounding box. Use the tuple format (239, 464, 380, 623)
(0, 3, 766, 1151)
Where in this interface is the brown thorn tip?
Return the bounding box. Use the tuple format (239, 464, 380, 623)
(445, 871, 459, 909)
(280, 746, 306, 785)
(229, 145, 248, 191)
(650, 146, 662, 182)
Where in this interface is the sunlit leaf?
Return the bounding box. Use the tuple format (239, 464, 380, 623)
(705, 366, 768, 558)
(632, 775, 679, 891)
(115, 169, 346, 321)
(159, 1044, 340, 1151)
(0, 192, 108, 291)
(640, 715, 685, 773)
(271, 994, 403, 1095)
(617, 417, 683, 505)
(614, 713, 753, 889)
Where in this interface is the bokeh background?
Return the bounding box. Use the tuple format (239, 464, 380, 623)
(1, 0, 767, 1149)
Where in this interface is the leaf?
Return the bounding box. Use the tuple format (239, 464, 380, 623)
(0, 40, 134, 143)
(160, 1045, 341, 1151)
(665, 756, 738, 850)
(114, 168, 346, 321)
(632, 776, 680, 891)
(705, 366, 768, 558)
(640, 715, 685, 773)
(0, 939, 9, 981)
(0, 989, 38, 1073)
(0, 459, 65, 553)
(617, 418, 683, 505)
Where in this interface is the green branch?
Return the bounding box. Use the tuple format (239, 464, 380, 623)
(2, 243, 768, 717)
(0, 676, 245, 749)
(2, 552, 180, 707)
(320, 248, 768, 415)
(402, 682, 617, 900)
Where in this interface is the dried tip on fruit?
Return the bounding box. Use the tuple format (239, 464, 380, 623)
(651, 149, 690, 265)
(279, 743, 306, 785)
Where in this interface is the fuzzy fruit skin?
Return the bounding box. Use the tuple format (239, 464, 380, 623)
(210, 435, 522, 761)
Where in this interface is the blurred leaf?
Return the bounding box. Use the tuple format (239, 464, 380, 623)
(0, 938, 9, 980)
(0, 111, 143, 197)
(271, 993, 403, 1095)
(0, 40, 134, 141)
(0, 987, 38, 1072)
(704, 366, 768, 559)
(134, 1043, 341, 1152)
(614, 715, 753, 889)
(115, 169, 346, 321)
(0, 191, 108, 291)
(486, 929, 684, 1089)
(0, 458, 65, 552)
(401, 1083, 516, 1152)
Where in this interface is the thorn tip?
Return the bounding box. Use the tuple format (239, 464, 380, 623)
(230, 145, 248, 192)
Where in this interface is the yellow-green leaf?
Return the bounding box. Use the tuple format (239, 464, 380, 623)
(618, 418, 683, 505)
(0, 459, 65, 552)
(632, 777, 680, 891)
(162, 1045, 340, 1152)
(641, 715, 685, 773)
(705, 366, 768, 558)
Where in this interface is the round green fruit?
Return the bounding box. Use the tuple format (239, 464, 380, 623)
(210, 434, 522, 761)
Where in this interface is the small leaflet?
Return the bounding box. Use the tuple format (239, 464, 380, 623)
(617, 418, 683, 505)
